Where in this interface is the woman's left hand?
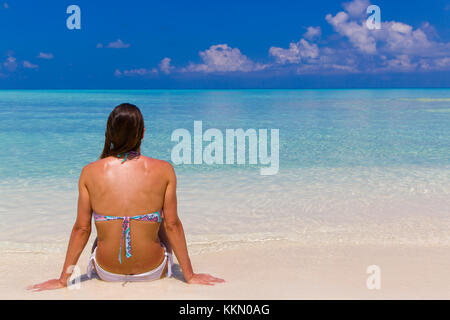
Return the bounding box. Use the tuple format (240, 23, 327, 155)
(26, 278, 67, 292)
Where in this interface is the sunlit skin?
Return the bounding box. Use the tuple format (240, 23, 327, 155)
(27, 128, 224, 291)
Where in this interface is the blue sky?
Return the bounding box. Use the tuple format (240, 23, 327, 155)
(1, 0, 450, 88)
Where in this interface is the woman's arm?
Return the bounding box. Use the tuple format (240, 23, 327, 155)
(158, 219, 172, 253)
(161, 162, 224, 285)
(27, 166, 93, 291)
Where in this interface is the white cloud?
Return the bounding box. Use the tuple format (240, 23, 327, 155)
(97, 40, 131, 49)
(322, 0, 450, 72)
(326, 0, 447, 57)
(342, 0, 370, 18)
(379, 54, 417, 72)
(325, 11, 376, 54)
(417, 57, 450, 71)
(23, 61, 38, 69)
(295, 47, 360, 74)
(264, 0, 450, 75)
(269, 39, 319, 64)
(269, 43, 301, 64)
(114, 68, 158, 77)
(304, 26, 322, 40)
(3, 56, 17, 71)
(379, 21, 434, 54)
(183, 44, 267, 72)
(159, 57, 174, 74)
(37, 52, 54, 59)
(435, 57, 450, 67)
(106, 39, 130, 49)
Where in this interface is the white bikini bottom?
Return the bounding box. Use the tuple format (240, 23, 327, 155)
(86, 243, 173, 282)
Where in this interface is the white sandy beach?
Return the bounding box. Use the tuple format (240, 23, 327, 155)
(2, 238, 449, 300)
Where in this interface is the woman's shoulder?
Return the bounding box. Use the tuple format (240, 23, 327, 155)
(80, 156, 175, 177)
(82, 157, 108, 170)
(141, 157, 176, 182)
(78, 158, 103, 178)
(141, 156, 174, 171)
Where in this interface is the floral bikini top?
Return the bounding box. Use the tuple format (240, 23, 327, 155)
(93, 210, 163, 264)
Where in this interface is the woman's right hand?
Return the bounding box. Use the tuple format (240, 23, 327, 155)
(186, 273, 225, 286)
(26, 278, 67, 292)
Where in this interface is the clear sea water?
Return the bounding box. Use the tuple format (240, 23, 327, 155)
(0, 89, 449, 253)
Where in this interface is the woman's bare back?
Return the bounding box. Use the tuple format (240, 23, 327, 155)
(84, 155, 171, 275)
(27, 104, 224, 291)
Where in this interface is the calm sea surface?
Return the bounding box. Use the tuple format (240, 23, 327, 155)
(0, 90, 449, 252)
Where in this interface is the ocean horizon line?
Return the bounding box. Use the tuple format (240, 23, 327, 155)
(1, 87, 450, 91)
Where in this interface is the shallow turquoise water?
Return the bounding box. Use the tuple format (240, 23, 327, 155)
(0, 89, 449, 180)
(0, 89, 449, 250)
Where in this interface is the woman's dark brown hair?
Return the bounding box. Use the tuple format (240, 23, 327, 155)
(100, 103, 145, 159)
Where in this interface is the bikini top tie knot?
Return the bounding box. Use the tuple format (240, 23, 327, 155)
(117, 151, 140, 163)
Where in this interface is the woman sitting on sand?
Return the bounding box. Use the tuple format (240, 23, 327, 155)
(28, 103, 224, 291)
